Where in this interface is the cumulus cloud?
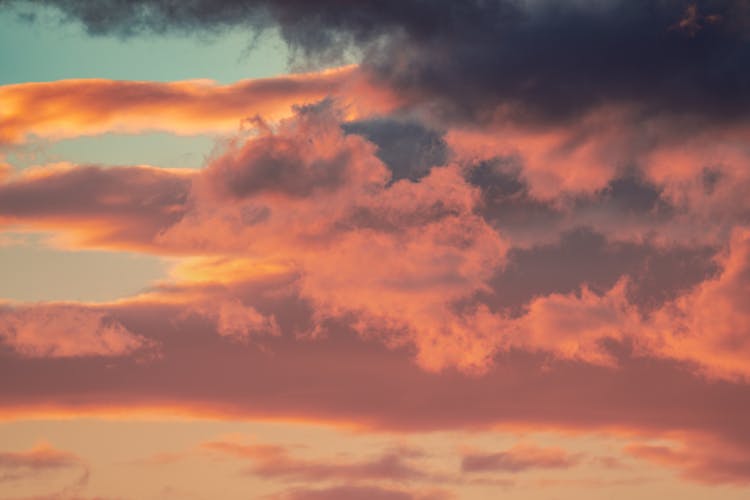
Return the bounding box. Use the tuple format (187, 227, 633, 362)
(2, 98, 750, 378)
(161, 101, 509, 372)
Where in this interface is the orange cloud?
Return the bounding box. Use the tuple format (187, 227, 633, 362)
(0, 66, 399, 145)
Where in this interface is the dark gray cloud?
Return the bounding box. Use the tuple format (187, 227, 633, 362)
(580, 171, 675, 218)
(6, 0, 750, 124)
(467, 157, 563, 233)
(343, 118, 447, 182)
(475, 227, 719, 315)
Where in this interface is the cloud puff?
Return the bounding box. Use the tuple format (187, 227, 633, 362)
(626, 433, 750, 485)
(0, 443, 82, 483)
(196, 299, 280, 339)
(204, 440, 427, 482)
(162, 101, 508, 372)
(646, 228, 750, 380)
(461, 444, 580, 473)
(0, 304, 151, 358)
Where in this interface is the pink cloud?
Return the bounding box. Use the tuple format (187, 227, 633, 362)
(0, 164, 192, 250)
(266, 485, 453, 500)
(160, 102, 508, 372)
(0, 443, 86, 487)
(0, 304, 152, 358)
(188, 299, 280, 340)
(0, 443, 80, 472)
(646, 227, 750, 380)
(2, 101, 750, 378)
(461, 444, 581, 473)
(626, 432, 750, 485)
(204, 440, 427, 483)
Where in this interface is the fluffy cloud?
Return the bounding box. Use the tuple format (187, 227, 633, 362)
(161, 102, 508, 372)
(0, 304, 151, 358)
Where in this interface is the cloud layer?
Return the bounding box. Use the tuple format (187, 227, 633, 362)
(2, 1, 750, 495)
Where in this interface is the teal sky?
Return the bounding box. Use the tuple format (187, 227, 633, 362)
(0, 7, 292, 171)
(0, 7, 288, 84)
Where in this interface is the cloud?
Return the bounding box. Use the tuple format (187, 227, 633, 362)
(11, 0, 750, 126)
(342, 118, 448, 182)
(0, 163, 191, 249)
(266, 484, 453, 500)
(193, 299, 280, 340)
(0, 303, 152, 358)
(646, 227, 750, 380)
(0, 443, 82, 482)
(2, 101, 750, 377)
(0, 66, 374, 145)
(461, 444, 580, 473)
(479, 227, 718, 315)
(204, 440, 428, 482)
(625, 433, 750, 485)
(0, 443, 80, 472)
(161, 101, 509, 372)
(4, 0, 750, 495)
(3, 297, 750, 464)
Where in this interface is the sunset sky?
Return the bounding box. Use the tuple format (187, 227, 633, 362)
(2, 1, 750, 499)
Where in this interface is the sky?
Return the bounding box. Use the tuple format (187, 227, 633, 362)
(1, 1, 750, 499)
